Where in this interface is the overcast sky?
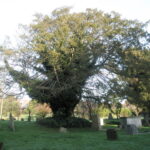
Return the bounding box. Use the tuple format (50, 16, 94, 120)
(0, 0, 150, 45)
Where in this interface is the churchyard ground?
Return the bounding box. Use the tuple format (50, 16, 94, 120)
(0, 121, 150, 150)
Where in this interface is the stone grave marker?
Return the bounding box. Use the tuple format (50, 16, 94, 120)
(59, 127, 67, 133)
(0, 142, 3, 150)
(120, 117, 142, 129)
(126, 124, 138, 135)
(106, 129, 118, 140)
(126, 117, 142, 128)
(8, 113, 15, 132)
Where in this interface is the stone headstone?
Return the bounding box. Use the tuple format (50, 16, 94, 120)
(91, 114, 104, 130)
(8, 113, 15, 132)
(0, 142, 3, 150)
(59, 127, 67, 133)
(106, 129, 118, 140)
(126, 124, 138, 135)
(100, 118, 104, 126)
(127, 117, 142, 128)
(126, 117, 142, 128)
(120, 117, 142, 129)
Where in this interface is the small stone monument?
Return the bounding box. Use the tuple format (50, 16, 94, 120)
(8, 113, 15, 132)
(59, 127, 67, 133)
(91, 114, 103, 130)
(126, 124, 138, 135)
(0, 142, 3, 150)
(126, 117, 142, 128)
(106, 129, 118, 140)
(120, 117, 142, 129)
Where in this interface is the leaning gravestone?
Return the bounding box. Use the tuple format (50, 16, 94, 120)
(91, 114, 104, 130)
(126, 124, 138, 135)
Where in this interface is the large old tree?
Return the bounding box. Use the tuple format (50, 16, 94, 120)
(5, 8, 150, 118)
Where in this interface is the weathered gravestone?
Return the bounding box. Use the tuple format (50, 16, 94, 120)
(0, 142, 3, 150)
(126, 124, 138, 135)
(106, 129, 118, 140)
(91, 114, 104, 130)
(8, 113, 15, 132)
(120, 117, 142, 129)
(127, 117, 142, 127)
(59, 127, 67, 133)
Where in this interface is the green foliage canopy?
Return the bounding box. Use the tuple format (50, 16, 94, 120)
(118, 50, 150, 112)
(5, 8, 150, 118)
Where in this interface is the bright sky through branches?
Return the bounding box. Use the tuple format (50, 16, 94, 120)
(0, 0, 150, 44)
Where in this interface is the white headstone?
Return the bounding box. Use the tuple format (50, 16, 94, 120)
(120, 117, 142, 129)
(100, 118, 104, 126)
(126, 117, 142, 128)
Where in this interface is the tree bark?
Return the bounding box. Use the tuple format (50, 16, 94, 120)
(50, 94, 80, 119)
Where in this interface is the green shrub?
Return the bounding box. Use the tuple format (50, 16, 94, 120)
(37, 117, 59, 128)
(37, 117, 92, 128)
(104, 119, 120, 125)
(66, 117, 92, 128)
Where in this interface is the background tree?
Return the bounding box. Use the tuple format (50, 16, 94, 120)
(96, 105, 110, 118)
(1, 96, 21, 119)
(24, 100, 51, 120)
(123, 100, 142, 116)
(120, 107, 132, 117)
(25, 100, 38, 121)
(122, 50, 150, 112)
(116, 49, 150, 125)
(74, 100, 98, 119)
(35, 103, 51, 119)
(5, 8, 150, 119)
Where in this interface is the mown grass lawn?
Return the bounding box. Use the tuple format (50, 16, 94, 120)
(0, 120, 150, 150)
